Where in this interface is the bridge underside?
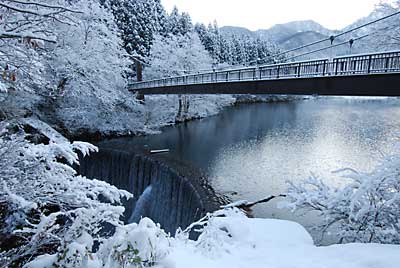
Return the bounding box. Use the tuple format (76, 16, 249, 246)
(136, 73, 400, 96)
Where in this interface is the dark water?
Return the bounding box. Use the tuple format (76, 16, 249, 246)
(109, 97, 400, 243)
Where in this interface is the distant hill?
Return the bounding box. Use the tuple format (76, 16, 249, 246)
(219, 20, 362, 60)
(256, 20, 335, 43)
(220, 26, 256, 38)
(339, 8, 399, 53)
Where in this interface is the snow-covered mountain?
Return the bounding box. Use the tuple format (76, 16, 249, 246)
(220, 20, 335, 42)
(256, 20, 335, 43)
(220, 20, 348, 59)
(219, 26, 256, 38)
(220, 19, 381, 59)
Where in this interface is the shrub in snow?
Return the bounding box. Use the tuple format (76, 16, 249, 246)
(175, 208, 247, 257)
(98, 218, 171, 268)
(23, 218, 171, 268)
(0, 119, 131, 267)
(285, 143, 400, 244)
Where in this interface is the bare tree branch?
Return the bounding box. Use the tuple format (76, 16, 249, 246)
(0, 31, 56, 43)
(3, 0, 83, 14)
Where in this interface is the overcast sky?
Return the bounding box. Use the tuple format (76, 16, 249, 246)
(161, 0, 382, 30)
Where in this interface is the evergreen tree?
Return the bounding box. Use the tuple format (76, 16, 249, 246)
(167, 6, 193, 36)
(105, 0, 168, 58)
(194, 21, 282, 67)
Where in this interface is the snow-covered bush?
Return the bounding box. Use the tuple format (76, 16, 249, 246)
(285, 143, 400, 244)
(24, 217, 171, 268)
(0, 119, 132, 267)
(98, 218, 171, 268)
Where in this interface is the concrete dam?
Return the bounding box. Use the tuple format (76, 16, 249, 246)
(77, 147, 222, 235)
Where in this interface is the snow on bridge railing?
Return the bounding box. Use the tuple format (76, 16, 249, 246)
(130, 50, 400, 91)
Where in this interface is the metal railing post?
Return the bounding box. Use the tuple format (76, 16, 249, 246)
(297, 63, 301, 77)
(367, 55, 372, 73)
(277, 65, 280, 78)
(334, 60, 338, 75)
(385, 57, 390, 72)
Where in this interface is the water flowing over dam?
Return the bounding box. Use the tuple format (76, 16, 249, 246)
(77, 147, 221, 235)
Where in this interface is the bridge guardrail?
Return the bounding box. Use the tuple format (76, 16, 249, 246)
(130, 50, 400, 90)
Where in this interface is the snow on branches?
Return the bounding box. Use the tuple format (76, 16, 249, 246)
(144, 32, 213, 80)
(0, 0, 82, 43)
(0, 0, 130, 101)
(285, 144, 400, 244)
(0, 119, 131, 267)
(0, 0, 80, 92)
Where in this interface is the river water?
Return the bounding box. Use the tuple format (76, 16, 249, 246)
(108, 97, 400, 243)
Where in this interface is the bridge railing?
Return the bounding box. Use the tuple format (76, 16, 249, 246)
(130, 50, 400, 90)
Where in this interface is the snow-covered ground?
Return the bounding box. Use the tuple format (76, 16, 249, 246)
(25, 209, 400, 268)
(167, 212, 400, 268)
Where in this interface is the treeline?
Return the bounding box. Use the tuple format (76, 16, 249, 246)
(104, 0, 280, 70)
(195, 22, 283, 66)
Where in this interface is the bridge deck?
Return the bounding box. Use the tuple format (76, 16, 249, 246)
(130, 50, 400, 96)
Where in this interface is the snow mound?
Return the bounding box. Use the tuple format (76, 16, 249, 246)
(168, 214, 400, 268)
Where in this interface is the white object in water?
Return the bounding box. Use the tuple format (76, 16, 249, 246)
(150, 149, 170, 154)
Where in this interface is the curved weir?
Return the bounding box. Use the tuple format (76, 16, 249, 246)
(77, 148, 221, 235)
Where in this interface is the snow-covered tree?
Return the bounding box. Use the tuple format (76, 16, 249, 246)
(0, 119, 131, 267)
(348, 0, 400, 52)
(194, 21, 283, 66)
(167, 7, 192, 36)
(144, 32, 213, 79)
(0, 0, 130, 98)
(0, 0, 82, 93)
(144, 32, 216, 122)
(0, 0, 136, 137)
(285, 143, 400, 244)
(45, 0, 130, 101)
(371, 0, 400, 50)
(106, 0, 168, 58)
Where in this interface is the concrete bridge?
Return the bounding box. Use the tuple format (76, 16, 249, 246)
(130, 50, 400, 97)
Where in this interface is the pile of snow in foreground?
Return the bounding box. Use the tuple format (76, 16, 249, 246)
(170, 215, 400, 268)
(26, 209, 400, 268)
